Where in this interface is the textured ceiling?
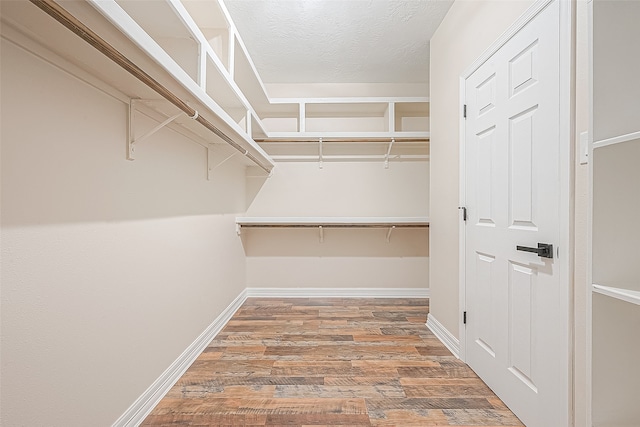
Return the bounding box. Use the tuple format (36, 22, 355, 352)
(223, 0, 453, 84)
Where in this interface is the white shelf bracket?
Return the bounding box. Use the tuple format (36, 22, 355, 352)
(208, 149, 238, 180)
(236, 223, 242, 236)
(319, 225, 324, 243)
(386, 225, 396, 242)
(128, 99, 198, 160)
(319, 137, 323, 169)
(384, 138, 395, 169)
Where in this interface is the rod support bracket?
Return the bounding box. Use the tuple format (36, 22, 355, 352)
(384, 138, 395, 169)
(386, 225, 396, 242)
(128, 99, 184, 160)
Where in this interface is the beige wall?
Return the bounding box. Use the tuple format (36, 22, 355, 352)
(1, 39, 249, 425)
(244, 161, 429, 289)
(429, 0, 535, 337)
(431, 0, 590, 424)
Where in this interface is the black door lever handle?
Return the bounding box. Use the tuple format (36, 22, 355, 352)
(516, 243, 553, 259)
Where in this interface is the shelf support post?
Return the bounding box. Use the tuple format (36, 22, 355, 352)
(319, 137, 323, 169)
(197, 42, 206, 89)
(319, 225, 324, 243)
(245, 110, 252, 136)
(299, 102, 306, 133)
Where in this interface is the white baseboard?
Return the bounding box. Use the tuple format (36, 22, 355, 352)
(245, 287, 430, 298)
(112, 289, 248, 427)
(426, 313, 460, 358)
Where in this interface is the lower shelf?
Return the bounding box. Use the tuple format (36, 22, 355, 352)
(592, 284, 640, 306)
(236, 216, 429, 228)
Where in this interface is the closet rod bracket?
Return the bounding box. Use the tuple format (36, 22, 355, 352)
(128, 99, 191, 160)
(384, 138, 395, 169)
(386, 225, 396, 242)
(208, 148, 238, 180)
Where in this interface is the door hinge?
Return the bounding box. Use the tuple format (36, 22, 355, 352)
(463, 311, 467, 324)
(458, 206, 467, 221)
(463, 104, 467, 119)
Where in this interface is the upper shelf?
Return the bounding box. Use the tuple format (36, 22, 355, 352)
(89, 0, 430, 145)
(261, 98, 430, 138)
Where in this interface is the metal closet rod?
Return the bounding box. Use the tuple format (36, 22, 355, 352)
(29, 0, 272, 174)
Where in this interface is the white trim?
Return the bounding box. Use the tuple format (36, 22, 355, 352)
(426, 313, 460, 358)
(586, 2, 594, 425)
(460, 0, 554, 79)
(559, 2, 576, 426)
(112, 289, 248, 427)
(245, 287, 429, 299)
(458, 74, 467, 361)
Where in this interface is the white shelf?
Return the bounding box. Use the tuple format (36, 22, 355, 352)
(592, 284, 640, 306)
(269, 97, 430, 105)
(236, 217, 429, 241)
(265, 131, 430, 140)
(236, 216, 429, 227)
(592, 130, 640, 150)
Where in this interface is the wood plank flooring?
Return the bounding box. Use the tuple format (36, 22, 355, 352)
(142, 298, 523, 426)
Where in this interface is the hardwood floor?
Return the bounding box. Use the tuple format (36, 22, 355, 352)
(142, 298, 523, 426)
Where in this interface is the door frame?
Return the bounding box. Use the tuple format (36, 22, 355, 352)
(457, 0, 575, 422)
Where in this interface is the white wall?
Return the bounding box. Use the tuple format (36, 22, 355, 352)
(1, 38, 248, 425)
(244, 161, 429, 289)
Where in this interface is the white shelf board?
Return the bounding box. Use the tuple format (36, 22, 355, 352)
(236, 216, 429, 227)
(269, 97, 429, 105)
(266, 131, 430, 140)
(593, 130, 640, 149)
(592, 284, 640, 306)
(268, 154, 430, 162)
(88, 0, 274, 169)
